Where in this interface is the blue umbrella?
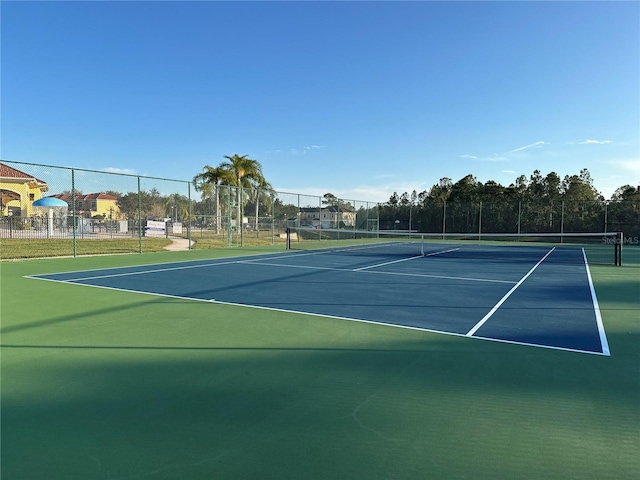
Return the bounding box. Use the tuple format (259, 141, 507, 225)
(32, 197, 68, 208)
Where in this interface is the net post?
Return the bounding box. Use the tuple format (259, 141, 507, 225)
(286, 227, 291, 250)
(616, 232, 623, 266)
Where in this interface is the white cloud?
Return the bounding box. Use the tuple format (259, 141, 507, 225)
(461, 154, 508, 162)
(508, 141, 548, 154)
(580, 139, 612, 145)
(462, 140, 547, 163)
(502, 170, 517, 174)
(566, 139, 613, 145)
(485, 155, 509, 162)
(288, 145, 324, 156)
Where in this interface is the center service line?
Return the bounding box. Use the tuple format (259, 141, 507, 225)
(465, 247, 556, 337)
(353, 255, 424, 271)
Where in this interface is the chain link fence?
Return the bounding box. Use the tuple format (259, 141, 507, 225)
(0, 160, 384, 258)
(1, 159, 638, 259)
(379, 198, 639, 238)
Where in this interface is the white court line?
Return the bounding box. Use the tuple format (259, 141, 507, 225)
(240, 250, 329, 262)
(326, 242, 412, 253)
(353, 246, 461, 271)
(424, 248, 460, 256)
(24, 249, 331, 282)
(361, 269, 516, 284)
(25, 250, 289, 277)
(465, 247, 556, 337)
(582, 248, 610, 356)
(41, 258, 246, 282)
(237, 260, 346, 272)
(27, 249, 353, 283)
(353, 255, 424, 271)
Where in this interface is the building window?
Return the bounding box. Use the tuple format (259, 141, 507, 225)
(29, 193, 35, 201)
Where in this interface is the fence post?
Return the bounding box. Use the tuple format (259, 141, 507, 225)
(560, 200, 565, 242)
(71, 168, 77, 257)
(227, 186, 232, 247)
(240, 186, 244, 248)
(442, 201, 447, 239)
(617, 231, 623, 266)
(318, 196, 322, 240)
(478, 201, 482, 239)
(188, 182, 192, 250)
(137, 176, 142, 253)
(271, 194, 275, 245)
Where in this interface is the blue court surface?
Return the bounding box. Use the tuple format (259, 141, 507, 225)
(28, 241, 610, 355)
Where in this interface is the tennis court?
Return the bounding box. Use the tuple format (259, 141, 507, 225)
(2, 236, 638, 480)
(29, 237, 611, 355)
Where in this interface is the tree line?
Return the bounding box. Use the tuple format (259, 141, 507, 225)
(379, 168, 639, 236)
(106, 158, 638, 238)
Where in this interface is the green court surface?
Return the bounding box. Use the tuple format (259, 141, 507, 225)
(1, 246, 639, 479)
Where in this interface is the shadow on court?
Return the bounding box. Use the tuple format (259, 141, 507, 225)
(2, 330, 638, 480)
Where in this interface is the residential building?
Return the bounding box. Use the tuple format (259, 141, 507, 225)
(298, 206, 356, 229)
(0, 162, 49, 217)
(50, 193, 122, 219)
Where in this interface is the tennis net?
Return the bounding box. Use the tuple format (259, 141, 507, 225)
(286, 228, 623, 266)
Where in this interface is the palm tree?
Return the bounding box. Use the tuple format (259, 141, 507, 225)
(249, 177, 276, 232)
(193, 165, 233, 234)
(219, 155, 266, 241)
(220, 154, 263, 186)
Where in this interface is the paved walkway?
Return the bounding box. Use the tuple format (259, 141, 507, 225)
(164, 237, 195, 251)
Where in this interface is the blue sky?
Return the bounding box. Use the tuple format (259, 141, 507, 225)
(2, 1, 638, 202)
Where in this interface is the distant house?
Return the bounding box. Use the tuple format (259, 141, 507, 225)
(50, 193, 122, 219)
(298, 205, 356, 229)
(0, 162, 49, 217)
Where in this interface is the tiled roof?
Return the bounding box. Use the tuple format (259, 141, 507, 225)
(0, 162, 48, 185)
(83, 193, 118, 200)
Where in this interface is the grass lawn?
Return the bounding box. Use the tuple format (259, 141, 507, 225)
(0, 238, 173, 259)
